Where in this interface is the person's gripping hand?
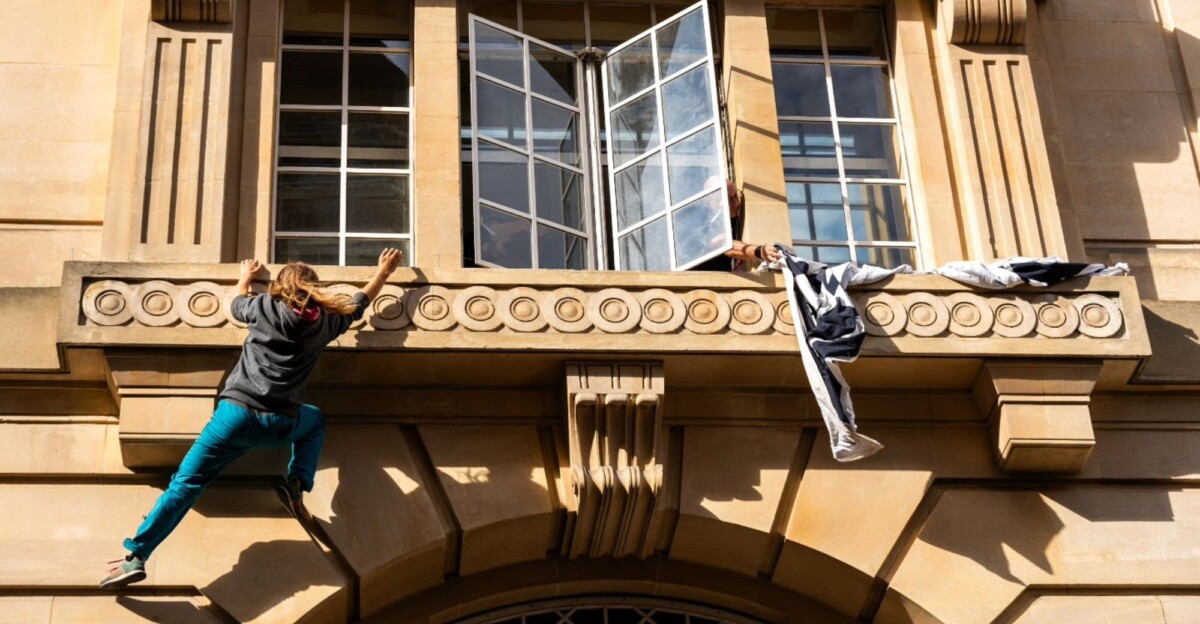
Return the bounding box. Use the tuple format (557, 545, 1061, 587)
(760, 245, 783, 264)
(239, 259, 262, 281)
(377, 247, 402, 276)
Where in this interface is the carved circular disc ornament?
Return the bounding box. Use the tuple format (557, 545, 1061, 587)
(408, 285, 458, 331)
(131, 280, 180, 327)
(1073, 294, 1123, 338)
(546, 287, 593, 333)
(320, 284, 367, 329)
(588, 288, 641, 333)
(681, 290, 730, 334)
(771, 291, 795, 335)
(989, 295, 1036, 337)
(1032, 294, 1080, 338)
(727, 290, 775, 335)
(175, 281, 226, 327)
(945, 292, 995, 337)
(902, 292, 950, 337)
(498, 287, 548, 332)
(453, 286, 502, 332)
(369, 284, 410, 330)
(637, 289, 686, 334)
(856, 292, 907, 337)
(82, 280, 134, 326)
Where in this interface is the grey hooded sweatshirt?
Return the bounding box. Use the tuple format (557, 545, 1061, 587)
(219, 291, 368, 416)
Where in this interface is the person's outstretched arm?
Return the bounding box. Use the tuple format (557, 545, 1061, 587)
(361, 248, 402, 302)
(725, 241, 783, 263)
(237, 259, 262, 295)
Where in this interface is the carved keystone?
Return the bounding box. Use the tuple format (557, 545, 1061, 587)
(152, 0, 233, 23)
(563, 363, 665, 559)
(974, 359, 1101, 473)
(941, 0, 1028, 45)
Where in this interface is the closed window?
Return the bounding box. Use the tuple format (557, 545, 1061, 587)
(768, 8, 917, 268)
(274, 0, 413, 266)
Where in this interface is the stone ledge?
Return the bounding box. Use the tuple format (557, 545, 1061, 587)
(58, 262, 1151, 359)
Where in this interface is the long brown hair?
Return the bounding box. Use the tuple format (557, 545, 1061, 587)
(269, 262, 359, 316)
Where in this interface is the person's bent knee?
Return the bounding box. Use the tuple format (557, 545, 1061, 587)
(299, 404, 325, 426)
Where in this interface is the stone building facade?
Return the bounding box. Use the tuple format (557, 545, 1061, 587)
(1, 0, 1199, 622)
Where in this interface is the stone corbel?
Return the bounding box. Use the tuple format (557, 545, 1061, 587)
(973, 359, 1101, 473)
(941, 0, 1028, 45)
(152, 0, 233, 23)
(563, 363, 666, 559)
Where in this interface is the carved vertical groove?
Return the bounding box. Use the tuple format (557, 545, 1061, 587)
(942, 0, 1027, 46)
(152, 0, 233, 24)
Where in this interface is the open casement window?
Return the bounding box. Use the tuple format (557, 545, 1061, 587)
(469, 17, 591, 269)
(467, 0, 729, 271)
(602, 1, 731, 271)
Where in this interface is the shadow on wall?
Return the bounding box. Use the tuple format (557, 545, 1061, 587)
(115, 596, 226, 623)
(201, 540, 327, 621)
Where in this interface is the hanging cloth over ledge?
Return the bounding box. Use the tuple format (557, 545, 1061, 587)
(769, 249, 1129, 462)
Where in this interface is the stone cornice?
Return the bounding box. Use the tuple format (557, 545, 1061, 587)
(58, 262, 1151, 359)
(151, 0, 232, 24)
(941, 0, 1028, 46)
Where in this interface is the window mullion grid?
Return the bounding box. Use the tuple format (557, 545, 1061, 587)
(583, 58, 606, 268)
(817, 9, 856, 263)
(523, 37, 540, 268)
(877, 9, 920, 268)
(650, 24, 676, 270)
(339, 0, 351, 266)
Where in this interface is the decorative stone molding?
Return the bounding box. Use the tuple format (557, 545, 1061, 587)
(60, 263, 1151, 359)
(973, 360, 1101, 473)
(941, 0, 1028, 45)
(152, 0, 233, 24)
(563, 363, 666, 559)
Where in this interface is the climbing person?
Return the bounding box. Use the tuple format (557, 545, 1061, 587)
(100, 248, 403, 589)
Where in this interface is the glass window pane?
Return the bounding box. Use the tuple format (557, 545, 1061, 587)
(650, 612, 686, 624)
(476, 79, 527, 148)
(278, 111, 341, 167)
(346, 238, 410, 266)
(656, 7, 706, 79)
(607, 35, 654, 105)
(522, 1, 586, 49)
(283, 0, 343, 46)
(823, 10, 887, 60)
(349, 52, 410, 107)
(779, 122, 838, 177)
(590, 3, 652, 50)
(348, 113, 409, 168)
(280, 51, 342, 105)
(474, 21, 525, 87)
(840, 123, 900, 178)
(276, 173, 340, 232)
(349, 0, 411, 47)
(537, 226, 587, 269)
(772, 63, 830, 117)
(275, 237, 340, 264)
(477, 142, 529, 212)
(792, 244, 852, 264)
(607, 609, 643, 624)
(856, 246, 914, 268)
(610, 90, 660, 167)
(531, 100, 578, 165)
(672, 190, 728, 267)
(847, 183, 910, 242)
(787, 182, 847, 241)
(662, 65, 713, 140)
(529, 43, 577, 105)
(665, 126, 720, 205)
(347, 175, 409, 233)
(480, 205, 532, 267)
(765, 8, 821, 59)
(460, 1, 518, 43)
(831, 65, 892, 118)
(615, 153, 666, 230)
(534, 162, 584, 230)
(620, 217, 670, 271)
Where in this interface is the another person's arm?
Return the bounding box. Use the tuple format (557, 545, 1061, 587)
(361, 248, 402, 302)
(725, 241, 783, 264)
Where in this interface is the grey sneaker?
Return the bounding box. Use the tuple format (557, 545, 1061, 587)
(100, 554, 146, 589)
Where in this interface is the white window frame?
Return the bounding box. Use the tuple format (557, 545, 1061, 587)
(272, 0, 415, 266)
(771, 7, 921, 267)
(468, 16, 594, 269)
(601, 0, 732, 271)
